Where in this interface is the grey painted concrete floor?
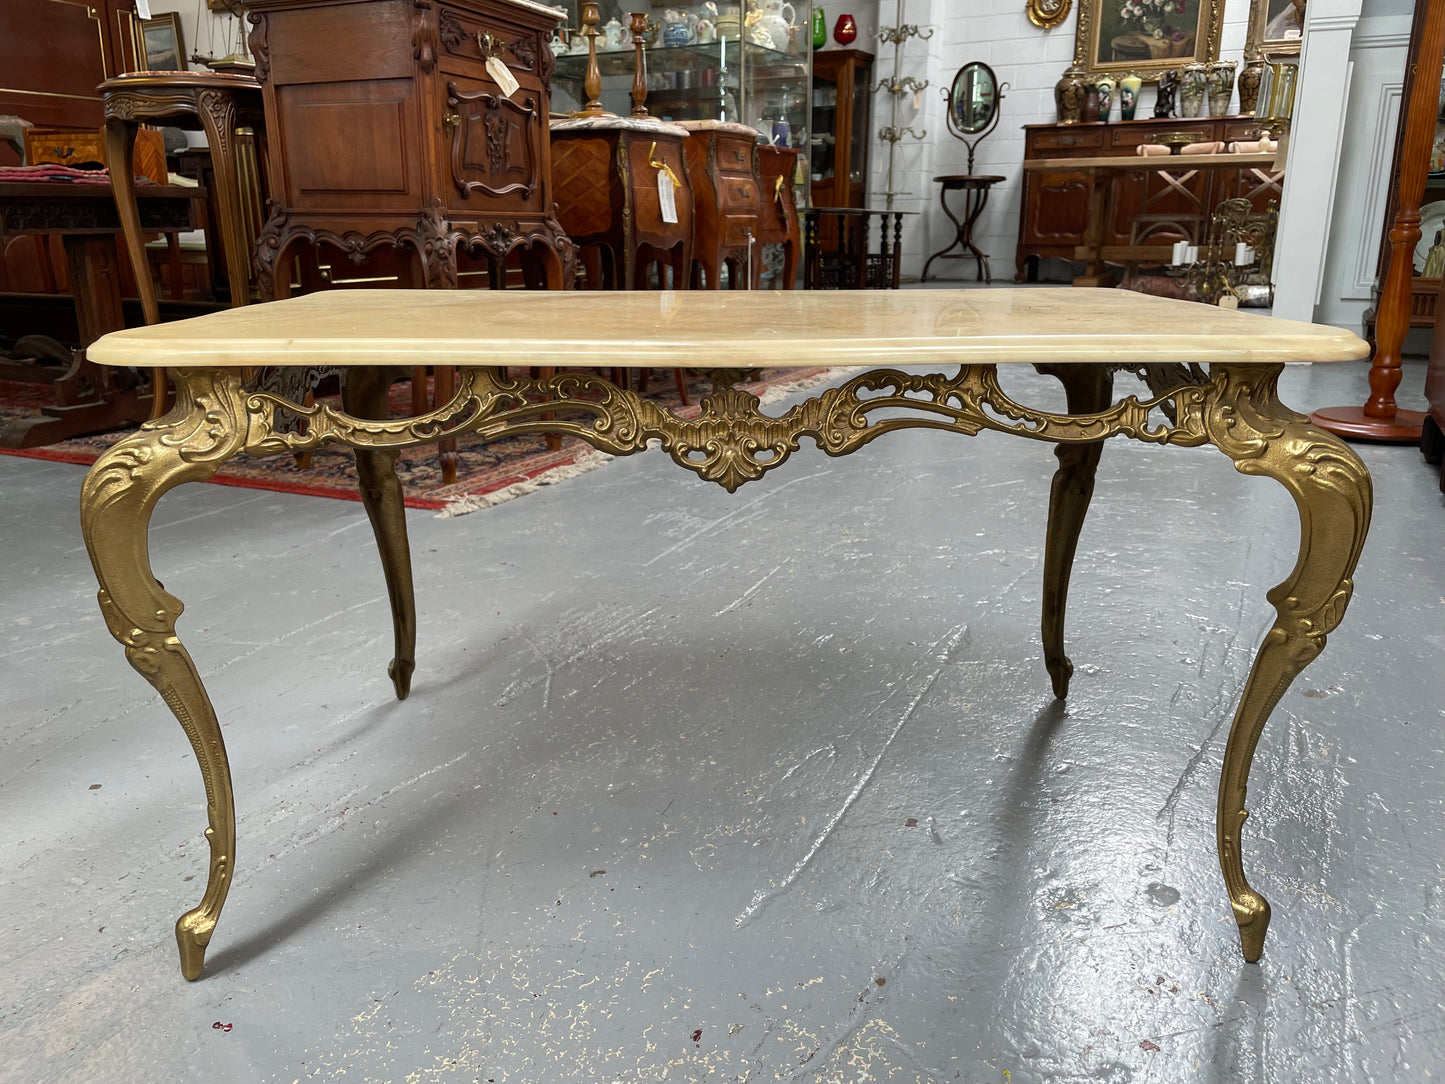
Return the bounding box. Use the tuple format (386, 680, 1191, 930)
(1, 357, 1443, 1084)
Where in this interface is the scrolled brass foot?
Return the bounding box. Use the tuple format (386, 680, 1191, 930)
(1045, 654, 1073, 700)
(389, 656, 415, 700)
(1231, 889, 1272, 963)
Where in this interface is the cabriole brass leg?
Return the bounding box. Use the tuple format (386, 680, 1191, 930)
(1037, 364, 1113, 699)
(341, 368, 417, 699)
(79, 368, 249, 980)
(1204, 364, 1372, 961)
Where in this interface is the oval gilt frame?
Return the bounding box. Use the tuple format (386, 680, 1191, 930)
(1027, 0, 1072, 29)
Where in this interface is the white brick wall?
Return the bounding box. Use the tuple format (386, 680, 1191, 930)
(869, 0, 1253, 282)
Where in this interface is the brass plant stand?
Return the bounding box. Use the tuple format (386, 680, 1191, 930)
(77, 288, 1372, 979)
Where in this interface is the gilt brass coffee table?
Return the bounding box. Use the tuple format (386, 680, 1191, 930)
(79, 288, 1372, 979)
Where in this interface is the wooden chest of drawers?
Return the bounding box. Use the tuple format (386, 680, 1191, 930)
(679, 121, 762, 290)
(245, 0, 572, 296)
(1016, 116, 1278, 282)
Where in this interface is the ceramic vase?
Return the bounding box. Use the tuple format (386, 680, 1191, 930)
(1055, 66, 1087, 125)
(1154, 69, 1179, 118)
(1238, 59, 1264, 115)
(1207, 61, 1237, 116)
(1095, 75, 1116, 121)
(1119, 72, 1142, 121)
(812, 7, 826, 48)
(833, 12, 857, 44)
(1080, 83, 1101, 124)
(1179, 63, 1208, 118)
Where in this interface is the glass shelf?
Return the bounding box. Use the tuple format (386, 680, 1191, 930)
(554, 41, 808, 82)
(547, 3, 813, 156)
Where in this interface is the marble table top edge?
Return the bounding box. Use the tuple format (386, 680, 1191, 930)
(85, 289, 1369, 369)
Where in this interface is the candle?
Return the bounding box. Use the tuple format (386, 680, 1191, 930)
(1235, 243, 1254, 266)
(1171, 241, 1187, 265)
(720, 34, 725, 67)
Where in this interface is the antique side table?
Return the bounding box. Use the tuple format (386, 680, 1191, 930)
(550, 115, 694, 290)
(803, 207, 913, 289)
(677, 120, 763, 291)
(919, 174, 1005, 284)
(80, 288, 1372, 980)
(0, 181, 201, 448)
(101, 71, 267, 321)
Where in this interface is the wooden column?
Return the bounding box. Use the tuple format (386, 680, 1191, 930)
(1311, 0, 1445, 441)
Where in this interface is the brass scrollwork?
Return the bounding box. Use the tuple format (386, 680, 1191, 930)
(239, 366, 1212, 493)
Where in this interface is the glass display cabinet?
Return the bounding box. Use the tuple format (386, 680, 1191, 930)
(810, 47, 872, 210)
(550, 1, 813, 165)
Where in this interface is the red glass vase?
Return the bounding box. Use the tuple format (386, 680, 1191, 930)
(833, 13, 857, 44)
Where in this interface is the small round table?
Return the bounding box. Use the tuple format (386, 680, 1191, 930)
(920, 174, 1005, 284)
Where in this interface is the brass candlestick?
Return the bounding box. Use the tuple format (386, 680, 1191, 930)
(630, 12, 649, 116)
(580, 2, 605, 116)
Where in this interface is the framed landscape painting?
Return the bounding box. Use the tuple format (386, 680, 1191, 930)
(1073, 0, 1224, 79)
(140, 14, 186, 73)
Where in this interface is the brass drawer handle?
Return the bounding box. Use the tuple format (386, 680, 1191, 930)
(443, 110, 461, 130)
(477, 30, 503, 59)
(648, 141, 680, 185)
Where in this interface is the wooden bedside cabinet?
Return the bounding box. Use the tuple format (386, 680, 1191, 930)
(245, 0, 574, 296)
(677, 120, 763, 290)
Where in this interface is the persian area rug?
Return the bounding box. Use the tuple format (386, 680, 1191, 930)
(0, 367, 849, 515)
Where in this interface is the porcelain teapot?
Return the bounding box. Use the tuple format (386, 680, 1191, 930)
(661, 8, 699, 46)
(601, 17, 629, 50)
(745, 0, 795, 51)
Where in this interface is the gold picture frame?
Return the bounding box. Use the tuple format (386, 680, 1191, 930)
(1027, 0, 1073, 30)
(1073, 0, 1224, 79)
(1245, 0, 1305, 59)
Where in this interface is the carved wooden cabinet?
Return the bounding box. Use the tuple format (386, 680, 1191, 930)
(244, 0, 573, 296)
(1016, 116, 1278, 281)
(677, 121, 762, 290)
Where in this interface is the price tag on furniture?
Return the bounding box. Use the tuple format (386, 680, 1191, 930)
(658, 169, 678, 224)
(486, 57, 521, 98)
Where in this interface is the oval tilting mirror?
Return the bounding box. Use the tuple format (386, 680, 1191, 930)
(951, 62, 998, 136)
(943, 61, 1007, 173)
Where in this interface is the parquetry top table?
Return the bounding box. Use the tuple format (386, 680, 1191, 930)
(79, 288, 1372, 979)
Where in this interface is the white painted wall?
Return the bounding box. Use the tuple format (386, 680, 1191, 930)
(144, 0, 246, 71)
(1310, 1, 1412, 331)
(882, 0, 1406, 310)
(884, 0, 1250, 283)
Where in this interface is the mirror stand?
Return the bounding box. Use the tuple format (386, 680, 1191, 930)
(944, 61, 1008, 175)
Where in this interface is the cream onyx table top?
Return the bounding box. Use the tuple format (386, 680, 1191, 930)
(79, 287, 1373, 981)
(85, 288, 1367, 370)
